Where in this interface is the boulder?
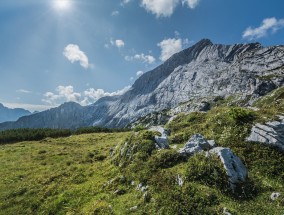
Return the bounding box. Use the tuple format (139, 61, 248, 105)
(178, 134, 214, 155)
(149, 126, 170, 149)
(246, 119, 284, 151)
(270, 192, 281, 201)
(209, 147, 248, 190)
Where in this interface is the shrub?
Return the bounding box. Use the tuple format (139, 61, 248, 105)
(185, 153, 229, 192)
(149, 150, 187, 169)
(228, 107, 255, 124)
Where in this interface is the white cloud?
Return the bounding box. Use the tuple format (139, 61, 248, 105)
(16, 89, 32, 94)
(135, 54, 155, 64)
(125, 53, 156, 64)
(141, 0, 200, 17)
(130, 77, 134, 81)
(83, 86, 131, 103)
(243, 17, 284, 40)
(182, 0, 200, 9)
(42, 85, 81, 105)
(111, 10, 119, 16)
(108, 38, 125, 48)
(158, 38, 183, 61)
(42, 85, 131, 106)
(141, 0, 179, 17)
(121, 0, 131, 6)
(63, 44, 90, 69)
(136, 71, 144, 76)
(115, 39, 125, 48)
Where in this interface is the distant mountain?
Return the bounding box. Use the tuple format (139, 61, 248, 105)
(1, 39, 284, 130)
(0, 102, 93, 130)
(0, 103, 31, 123)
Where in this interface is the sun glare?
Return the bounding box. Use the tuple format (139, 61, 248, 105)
(54, 0, 71, 11)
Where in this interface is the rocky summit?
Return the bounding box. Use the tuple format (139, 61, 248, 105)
(1, 39, 284, 130)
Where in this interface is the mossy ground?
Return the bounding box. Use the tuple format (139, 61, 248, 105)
(1, 88, 284, 214)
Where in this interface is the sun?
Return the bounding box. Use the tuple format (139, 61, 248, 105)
(53, 0, 71, 11)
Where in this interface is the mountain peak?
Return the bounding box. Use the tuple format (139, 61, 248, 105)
(195, 38, 213, 47)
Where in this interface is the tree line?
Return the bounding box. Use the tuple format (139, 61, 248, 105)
(0, 127, 130, 144)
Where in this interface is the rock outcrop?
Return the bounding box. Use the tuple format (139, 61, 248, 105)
(149, 126, 170, 149)
(178, 134, 248, 191)
(209, 147, 248, 191)
(246, 118, 284, 151)
(178, 134, 215, 155)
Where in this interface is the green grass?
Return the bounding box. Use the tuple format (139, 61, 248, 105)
(0, 132, 138, 215)
(1, 88, 284, 214)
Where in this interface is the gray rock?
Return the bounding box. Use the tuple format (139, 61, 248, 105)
(155, 136, 169, 149)
(176, 175, 184, 187)
(247, 119, 284, 151)
(223, 208, 232, 215)
(270, 192, 281, 201)
(208, 140, 216, 148)
(209, 147, 248, 190)
(178, 134, 214, 155)
(129, 206, 138, 211)
(113, 189, 125, 195)
(150, 126, 170, 149)
(136, 183, 148, 192)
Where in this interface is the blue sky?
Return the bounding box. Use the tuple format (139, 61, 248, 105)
(0, 0, 284, 111)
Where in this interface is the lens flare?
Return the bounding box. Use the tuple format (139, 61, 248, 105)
(54, 0, 71, 10)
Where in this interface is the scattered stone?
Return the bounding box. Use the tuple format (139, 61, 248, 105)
(136, 183, 143, 190)
(270, 192, 281, 201)
(113, 189, 125, 195)
(223, 207, 232, 215)
(171, 144, 177, 149)
(120, 142, 128, 156)
(129, 206, 138, 211)
(103, 178, 114, 187)
(136, 183, 148, 192)
(178, 134, 214, 155)
(108, 205, 113, 212)
(209, 147, 248, 191)
(141, 185, 148, 192)
(176, 175, 184, 187)
(247, 119, 284, 151)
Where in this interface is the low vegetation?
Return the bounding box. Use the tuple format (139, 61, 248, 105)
(1, 88, 284, 214)
(0, 127, 129, 144)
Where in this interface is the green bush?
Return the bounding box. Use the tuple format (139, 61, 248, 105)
(149, 150, 187, 169)
(149, 171, 219, 215)
(185, 153, 229, 191)
(228, 107, 255, 124)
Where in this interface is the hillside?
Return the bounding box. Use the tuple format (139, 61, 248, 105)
(1, 39, 284, 130)
(1, 87, 284, 214)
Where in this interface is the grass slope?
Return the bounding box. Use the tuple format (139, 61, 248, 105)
(1, 88, 284, 214)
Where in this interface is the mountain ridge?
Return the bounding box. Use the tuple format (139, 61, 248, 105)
(0, 103, 31, 123)
(1, 39, 284, 130)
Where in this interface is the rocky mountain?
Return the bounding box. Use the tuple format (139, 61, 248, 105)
(91, 39, 284, 127)
(0, 103, 31, 123)
(1, 39, 284, 130)
(0, 102, 94, 130)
